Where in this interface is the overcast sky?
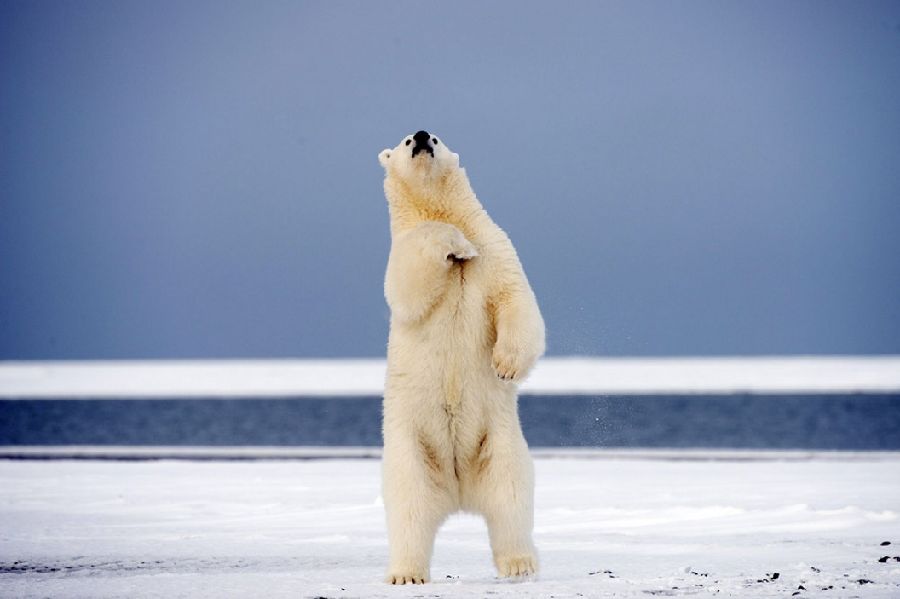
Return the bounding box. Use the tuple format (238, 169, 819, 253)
(1, 1, 899, 359)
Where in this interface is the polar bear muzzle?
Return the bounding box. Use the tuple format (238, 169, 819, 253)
(411, 130, 434, 158)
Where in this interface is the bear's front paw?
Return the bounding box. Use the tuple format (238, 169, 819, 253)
(385, 570, 428, 585)
(444, 234, 478, 263)
(495, 553, 537, 578)
(491, 342, 537, 382)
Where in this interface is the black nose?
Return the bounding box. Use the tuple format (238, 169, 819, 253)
(411, 130, 434, 157)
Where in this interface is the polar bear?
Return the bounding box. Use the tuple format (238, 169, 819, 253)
(378, 130, 545, 584)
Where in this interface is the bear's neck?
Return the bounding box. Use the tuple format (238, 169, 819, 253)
(385, 168, 489, 239)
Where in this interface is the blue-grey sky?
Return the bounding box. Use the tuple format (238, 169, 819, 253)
(1, 1, 899, 359)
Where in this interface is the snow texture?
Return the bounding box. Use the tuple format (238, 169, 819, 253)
(2, 356, 900, 397)
(2, 456, 899, 597)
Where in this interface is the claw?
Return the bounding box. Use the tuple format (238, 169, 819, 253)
(496, 554, 538, 578)
(387, 573, 427, 585)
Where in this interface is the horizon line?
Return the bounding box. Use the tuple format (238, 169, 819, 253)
(2, 355, 899, 398)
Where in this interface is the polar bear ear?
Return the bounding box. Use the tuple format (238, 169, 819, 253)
(451, 152, 460, 167)
(378, 149, 392, 169)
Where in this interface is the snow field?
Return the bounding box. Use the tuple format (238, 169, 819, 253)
(4, 356, 900, 397)
(1, 456, 899, 598)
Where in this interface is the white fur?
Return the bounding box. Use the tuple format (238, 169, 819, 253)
(379, 132, 546, 584)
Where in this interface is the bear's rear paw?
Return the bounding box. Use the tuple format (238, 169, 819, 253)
(385, 570, 428, 585)
(495, 553, 538, 578)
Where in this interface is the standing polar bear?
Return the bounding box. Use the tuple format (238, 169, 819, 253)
(379, 130, 545, 584)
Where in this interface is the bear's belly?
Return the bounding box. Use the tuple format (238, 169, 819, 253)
(382, 255, 525, 503)
(383, 291, 518, 499)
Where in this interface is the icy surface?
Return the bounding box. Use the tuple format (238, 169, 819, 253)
(3, 356, 900, 397)
(1, 457, 900, 597)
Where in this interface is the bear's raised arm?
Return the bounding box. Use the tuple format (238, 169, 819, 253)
(384, 221, 478, 325)
(489, 270, 546, 382)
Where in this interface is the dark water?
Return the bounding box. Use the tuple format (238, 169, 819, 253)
(2, 395, 899, 449)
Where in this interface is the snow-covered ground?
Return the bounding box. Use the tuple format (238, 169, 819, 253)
(2, 456, 899, 598)
(3, 356, 900, 397)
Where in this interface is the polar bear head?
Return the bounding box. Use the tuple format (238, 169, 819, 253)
(378, 130, 460, 189)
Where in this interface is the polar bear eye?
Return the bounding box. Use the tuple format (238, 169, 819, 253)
(433, 138, 438, 144)
(405, 139, 411, 146)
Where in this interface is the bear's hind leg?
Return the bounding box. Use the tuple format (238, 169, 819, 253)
(471, 438, 538, 578)
(484, 492, 538, 577)
(382, 439, 455, 584)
